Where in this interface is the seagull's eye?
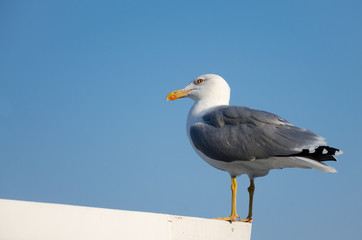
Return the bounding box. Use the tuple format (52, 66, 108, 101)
(195, 79, 204, 85)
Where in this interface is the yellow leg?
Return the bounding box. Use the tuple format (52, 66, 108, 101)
(240, 178, 255, 223)
(214, 176, 239, 221)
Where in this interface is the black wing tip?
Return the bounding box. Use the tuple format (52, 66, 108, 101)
(289, 146, 342, 162)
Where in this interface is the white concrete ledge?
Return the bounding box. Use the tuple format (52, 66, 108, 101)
(0, 199, 252, 240)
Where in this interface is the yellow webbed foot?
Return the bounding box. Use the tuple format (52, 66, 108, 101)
(239, 216, 253, 223)
(213, 213, 239, 222)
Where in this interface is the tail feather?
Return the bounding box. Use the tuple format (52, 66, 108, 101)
(294, 157, 338, 173)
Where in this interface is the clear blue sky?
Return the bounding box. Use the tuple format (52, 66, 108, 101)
(1, 1, 361, 239)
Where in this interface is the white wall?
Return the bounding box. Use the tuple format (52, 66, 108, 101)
(0, 199, 252, 240)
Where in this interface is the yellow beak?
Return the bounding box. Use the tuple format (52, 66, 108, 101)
(166, 89, 193, 101)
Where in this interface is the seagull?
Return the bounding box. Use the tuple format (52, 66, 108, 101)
(166, 74, 342, 222)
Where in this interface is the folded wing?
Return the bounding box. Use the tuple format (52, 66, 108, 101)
(189, 106, 339, 163)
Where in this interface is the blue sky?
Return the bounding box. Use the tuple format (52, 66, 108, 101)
(1, 1, 361, 239)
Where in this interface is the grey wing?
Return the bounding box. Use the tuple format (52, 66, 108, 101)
(189, 106, 326, 162)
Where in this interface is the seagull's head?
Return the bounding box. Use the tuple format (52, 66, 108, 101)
(166, 74, 230, 104)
